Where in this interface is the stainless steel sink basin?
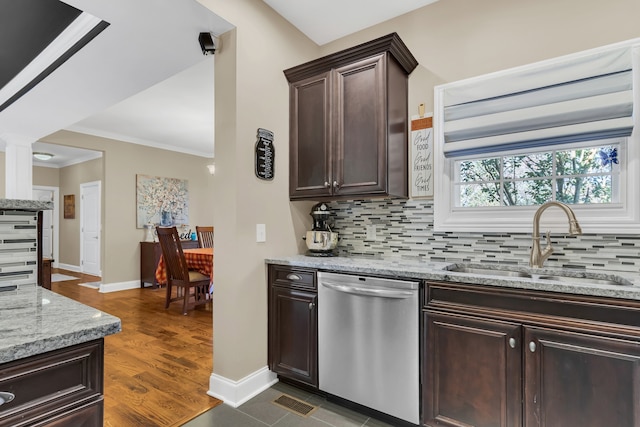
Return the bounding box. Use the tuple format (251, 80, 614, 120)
(536, 275, 632, 286)
(448, 266, 530, 278)
(446, 264, 633, 286)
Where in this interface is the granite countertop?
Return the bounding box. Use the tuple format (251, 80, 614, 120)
(0, 199, 53, 211)
(266, 255, 640, 301)
(0, 285, 121, 363)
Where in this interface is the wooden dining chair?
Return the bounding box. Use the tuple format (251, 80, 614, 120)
(156, 226, 210, 315)
(196, 226, 214, 248)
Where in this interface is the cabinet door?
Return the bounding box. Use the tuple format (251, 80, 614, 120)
(524, 327, 640, 427)
(333, 54, 386, 196)
(289, 72, 332, 199)
(268, 286, 318, 387)
(423, 312, 522, 427)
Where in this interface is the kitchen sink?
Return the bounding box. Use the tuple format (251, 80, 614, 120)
(448, 266, 530, 278)
(535, 275, 632, 286)
(446, 264, 633, 286)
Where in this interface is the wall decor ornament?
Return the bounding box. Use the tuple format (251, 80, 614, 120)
(136, 174, 189, 229)
(255, 128, 274, 180)
(409, 104, 434, 199)
(63, 195, 75, 219)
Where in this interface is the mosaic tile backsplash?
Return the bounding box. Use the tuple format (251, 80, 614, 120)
(328, 199, 640, 274)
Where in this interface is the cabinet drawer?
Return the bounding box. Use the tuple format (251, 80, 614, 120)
(270, 265, 316, 290)
(0, 339, 103, 426)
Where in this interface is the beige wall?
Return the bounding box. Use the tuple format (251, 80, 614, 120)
(199, 0, 640, 383)
(198, 0, 318, 381)
(33, 165, 60, 188)
(40, 131, 215, 282)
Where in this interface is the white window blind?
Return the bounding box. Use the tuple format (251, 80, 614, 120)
(441, 45, 637, 158)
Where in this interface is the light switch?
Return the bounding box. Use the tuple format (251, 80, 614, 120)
(256, 224, 266, 242)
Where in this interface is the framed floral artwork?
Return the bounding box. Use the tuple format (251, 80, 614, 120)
(136, 174, 189, 228)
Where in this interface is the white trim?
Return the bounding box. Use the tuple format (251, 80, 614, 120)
(99, 280, 140, 293)
(58, 263, 81, 272)
(208, 367, 278, 408)
(66, 125, 214, 158)
(0, 13, 103, 106)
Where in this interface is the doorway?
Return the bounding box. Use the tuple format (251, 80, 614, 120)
(32, 186, 60, 268)
(80, 181, 101, 276)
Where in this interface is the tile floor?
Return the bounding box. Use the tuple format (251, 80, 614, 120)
(182, 382, 396, 427)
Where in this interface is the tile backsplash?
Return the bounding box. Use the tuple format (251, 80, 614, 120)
(329, 199, 640, 273)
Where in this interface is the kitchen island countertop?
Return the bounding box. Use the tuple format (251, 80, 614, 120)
(266, 255, 640, 301)
(0, 285, 121, 363)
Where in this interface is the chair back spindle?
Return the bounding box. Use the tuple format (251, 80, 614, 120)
(196, 226, 214, 248)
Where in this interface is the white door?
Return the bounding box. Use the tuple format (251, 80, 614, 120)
(80, 181, 101, 276)
(32, 187, 59, 264)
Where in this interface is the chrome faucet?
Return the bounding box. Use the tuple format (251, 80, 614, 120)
(530, 201, 582, 268)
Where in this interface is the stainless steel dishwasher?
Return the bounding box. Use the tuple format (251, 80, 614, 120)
(317, 271, 419, 425)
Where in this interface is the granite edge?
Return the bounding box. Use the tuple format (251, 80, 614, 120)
(0, 199, 53, 211)
(265, 256, 640, 301)
(1, 322, 122, 364)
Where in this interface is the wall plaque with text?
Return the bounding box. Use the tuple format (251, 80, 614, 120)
(409, 115, 433, 198)
(255, 128, 275, 180)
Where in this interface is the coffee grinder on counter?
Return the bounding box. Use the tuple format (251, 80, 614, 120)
(303, 202, 338, 257)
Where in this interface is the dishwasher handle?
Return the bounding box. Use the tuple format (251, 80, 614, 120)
(320, 281, 415, 299)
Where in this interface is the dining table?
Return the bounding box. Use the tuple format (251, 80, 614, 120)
(155, 247, 214, 291)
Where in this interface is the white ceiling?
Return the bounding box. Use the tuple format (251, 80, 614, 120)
(262, 0, 439, 45)
(3, 1, 437, 167)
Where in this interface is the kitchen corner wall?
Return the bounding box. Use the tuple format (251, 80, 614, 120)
(330, 199, 640, 273)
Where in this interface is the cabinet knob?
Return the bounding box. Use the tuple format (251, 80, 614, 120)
(529, 341, 537, 353)
(286, 273, 301, 281)
(309, 302, 315, 310)
(333, 180, 340, 189)
(509, 338, 516, 348)
(324, 182, 330, 188)
(0, 392, 15, 406)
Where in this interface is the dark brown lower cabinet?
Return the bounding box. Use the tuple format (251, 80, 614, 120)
(423, 312, 522, 427)
(423, 281, 640, 427)
(0, 339, 104, 426)
(268, 265, 317, 388)
(524, 326, 640, 427)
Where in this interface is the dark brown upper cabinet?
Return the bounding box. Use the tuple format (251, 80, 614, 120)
(284, 33, 418, 201)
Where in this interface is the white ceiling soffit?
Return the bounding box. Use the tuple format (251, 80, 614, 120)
(68, 57, 215, 157)
(31, 141, 102, 168)
(0, 0, 233, 146)
(262, 0, 439, 45)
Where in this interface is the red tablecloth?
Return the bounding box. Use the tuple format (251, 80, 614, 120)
(155, 247, 213, 286)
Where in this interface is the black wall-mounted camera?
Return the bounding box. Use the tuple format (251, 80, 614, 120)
(198, 32, 216, 56)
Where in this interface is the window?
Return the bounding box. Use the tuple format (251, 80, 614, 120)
(434, 39, 640, 234)
(455, 140, 621, 208)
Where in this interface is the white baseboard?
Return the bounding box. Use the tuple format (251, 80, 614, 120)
(208, 366, 278, 408)
(99, 280, 140, 293)
(58, 263, 81, 273)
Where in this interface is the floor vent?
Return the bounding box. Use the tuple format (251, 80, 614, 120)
(272, 394, 318, 417)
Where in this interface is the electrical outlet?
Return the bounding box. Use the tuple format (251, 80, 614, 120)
(256, 224, 266, 242)
(366, 224, 377, 241)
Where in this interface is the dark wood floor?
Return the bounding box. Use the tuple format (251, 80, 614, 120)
(51, 269, 222, 427)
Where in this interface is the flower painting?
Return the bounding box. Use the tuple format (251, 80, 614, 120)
(136, 174, 189, 228)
